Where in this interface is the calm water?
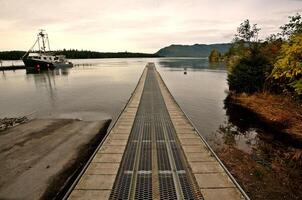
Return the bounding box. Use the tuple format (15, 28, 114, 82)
(1, 59, 150, 122)
(0, 58, 228, 143)
(1, 58, 301, 198)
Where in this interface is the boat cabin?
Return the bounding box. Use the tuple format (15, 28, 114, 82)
(27, 53, 66, 63)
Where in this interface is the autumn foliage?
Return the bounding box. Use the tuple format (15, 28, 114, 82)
(226, 13, 302, 98)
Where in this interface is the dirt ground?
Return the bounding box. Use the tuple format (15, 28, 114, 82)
(222, 93, 302, 200)
(217, 146, 302, 200)
(0, 118, 111, 200)
(229, 92, 302, 142)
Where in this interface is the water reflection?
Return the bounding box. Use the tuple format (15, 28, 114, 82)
(0, 59, 145, 121)
(157, 58, 226, 70)
(25, 70, 68, 108)
(214, 96, 302, 199)
(1, 70, 7, 80)
(222, 97, 302, 150)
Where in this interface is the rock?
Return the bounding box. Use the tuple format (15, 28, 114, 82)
(0, 116, 29, 132)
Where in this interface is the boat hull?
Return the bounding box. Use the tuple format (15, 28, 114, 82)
(23, 58, 73, 72)
(23, 58, 54, 70)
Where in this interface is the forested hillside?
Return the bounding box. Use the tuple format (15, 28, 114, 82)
(156, 43, 231, 57)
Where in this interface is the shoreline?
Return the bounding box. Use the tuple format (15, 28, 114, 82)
(217, 94, 302, 199)
(0, 117, 29, 131)
(227, 92, 302, 145)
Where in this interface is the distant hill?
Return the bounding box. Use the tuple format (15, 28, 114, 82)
(156, 43, 231, 57)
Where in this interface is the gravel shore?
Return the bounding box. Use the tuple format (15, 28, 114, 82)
(0, 117, 28, 131)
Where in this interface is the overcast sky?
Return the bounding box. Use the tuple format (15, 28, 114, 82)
(0, 0, 301, 53)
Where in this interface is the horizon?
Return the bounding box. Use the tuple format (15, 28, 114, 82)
(0, 43, 232, 54)
(1, 0, 302, 53)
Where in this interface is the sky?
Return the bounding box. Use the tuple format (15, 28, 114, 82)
(0, 0, 301, 53)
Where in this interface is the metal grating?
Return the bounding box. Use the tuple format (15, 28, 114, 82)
(159, 173, 177, 199)
(135, 173, 152, 199)
(110, 63, 203, 199)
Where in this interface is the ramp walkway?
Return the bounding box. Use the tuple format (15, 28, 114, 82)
(67, 63, 249, 200)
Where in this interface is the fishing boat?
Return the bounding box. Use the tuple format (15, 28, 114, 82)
(22, 30, 73, 72)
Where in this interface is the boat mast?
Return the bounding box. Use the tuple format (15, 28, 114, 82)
(38, 29, 46, 53)
(21, 29, 51, 59)
(21, 37, 39, 59)
(37, 37, 41, 54)
(46, 34, 51, 51)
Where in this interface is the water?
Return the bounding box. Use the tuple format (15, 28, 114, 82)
(1, 58, 301, 199)
(0, 59, 147, 122)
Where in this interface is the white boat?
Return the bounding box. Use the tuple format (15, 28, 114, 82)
(22, 30, 73, 72)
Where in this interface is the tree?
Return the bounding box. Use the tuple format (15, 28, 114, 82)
(208, 49, 221, 62)
(280, 13, 302, 38)
(261, 36, 283, 67)
(271, 34, 302, 94)
(225, 20, 261, 72)
(235, 19, 261, 43)
(227, 52, 270, 93)
(226, 19, 274, 93)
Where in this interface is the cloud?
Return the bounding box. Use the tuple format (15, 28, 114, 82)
(0, 0, 301, 52)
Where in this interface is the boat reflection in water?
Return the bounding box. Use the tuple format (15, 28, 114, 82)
(25, 68, 71, 106)
(25, 64, 73, 74)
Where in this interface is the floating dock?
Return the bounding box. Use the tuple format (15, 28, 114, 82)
(66, 63, 249, 200)
(0, 65, 25, 70)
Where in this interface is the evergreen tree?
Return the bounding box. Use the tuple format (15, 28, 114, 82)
(208, 49, 221, 62)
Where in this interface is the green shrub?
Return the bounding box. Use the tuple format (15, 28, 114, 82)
(228, 53, 270, 93)
(208, 49, 221, 62)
